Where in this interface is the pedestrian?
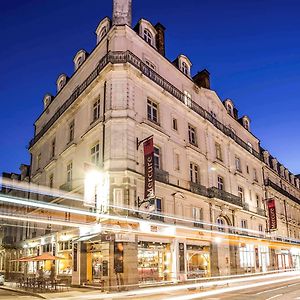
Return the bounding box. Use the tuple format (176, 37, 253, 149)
(50, 264, 56, 287)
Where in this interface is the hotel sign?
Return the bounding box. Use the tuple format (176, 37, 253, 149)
(267, 198, 277, 231)
(143, 137, 155, 200)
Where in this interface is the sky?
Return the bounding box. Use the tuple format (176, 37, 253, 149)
(0, 0, 300, 174)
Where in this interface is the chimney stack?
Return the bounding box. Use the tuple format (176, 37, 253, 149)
(193, 69, 210, 89)
(112, 0, 132, 27)
(155, 23, 166, 56)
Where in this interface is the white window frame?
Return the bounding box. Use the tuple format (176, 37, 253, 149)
(93, 98, 101, 122)
(154, 146, 161, 170)
(190, 163, 200, 184)
(235, 156, 242, 172)
(91, 143, 100, 166)
(217, 176, 224, 190)
(147, 99, 159, 124)
(67, 162, 73, 183)
(143, 28, 153, 45)
(188, 124, 197, 146)
(215, 142, 222, 161)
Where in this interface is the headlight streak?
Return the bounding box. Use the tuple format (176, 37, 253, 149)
(1, 193, 300, 249)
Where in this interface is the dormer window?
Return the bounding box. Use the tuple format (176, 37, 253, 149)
(227, 104, 233, 116)
(143, 28, 153, 45)
(73, 49, 88, 71)
(43, 94, 53, 109)
(95, 17, 111, 44)
(56, 74, 68, 93)
(182, 62, 189, 76)
(244, 120, 249, 130)
(177, 55, 192, 77)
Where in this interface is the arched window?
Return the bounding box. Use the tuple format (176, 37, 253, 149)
(77, 57, 83, 68)
(244, 120, 249, 130)
(182, 61, 189, 75)
(227, 104, 233, 116)
(143, 28, 153, 45)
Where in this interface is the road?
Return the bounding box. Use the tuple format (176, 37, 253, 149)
(0, 288, 38, 299)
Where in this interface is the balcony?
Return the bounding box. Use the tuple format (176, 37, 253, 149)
(208, 187, 243, 207)
(242, 202, 249, 211)
(59, 182, 72, 192)
(155, 169, 169, 184)
(257, 207, 266, 217)
(190, 182, 209, 197)
(264, 179, 300, 205)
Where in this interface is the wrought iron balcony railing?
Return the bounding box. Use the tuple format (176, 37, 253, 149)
(154, 168, 169, 184)
(208, 187, 243, 207)
(190, 181, 209, 197)
(264, 179, 300, 205)
(28, 51, 263, 164)
(257, 207, 266, 217)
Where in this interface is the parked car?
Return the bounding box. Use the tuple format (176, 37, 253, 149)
(0, 273, 4, 285)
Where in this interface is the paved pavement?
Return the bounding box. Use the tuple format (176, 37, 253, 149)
(0, 288, 39, 299)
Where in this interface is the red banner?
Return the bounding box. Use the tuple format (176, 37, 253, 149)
(267, 198, 277, 231)
(144, 138, 155, 200)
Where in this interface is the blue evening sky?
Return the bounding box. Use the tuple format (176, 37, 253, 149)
(0, 0, 299, 174)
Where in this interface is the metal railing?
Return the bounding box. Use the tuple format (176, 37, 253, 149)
(28, 51, 263, 164)
(208, 187, 243, 207)
(154, 168, 169, 184)
(257, 207, 266, 217)
(265, 179, 300, 205)
(190, 182, 209, 197)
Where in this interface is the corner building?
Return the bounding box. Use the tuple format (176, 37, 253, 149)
(24, 0, 300, 288)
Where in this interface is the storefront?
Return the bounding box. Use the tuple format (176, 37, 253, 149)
(57, 240, 73, 277)
(138, 241, 172, 283)
(187, 244, 210, 279)
(290, 248, 300, 270)
(257, 245, 270, 272)
(275, 249, 291, 270)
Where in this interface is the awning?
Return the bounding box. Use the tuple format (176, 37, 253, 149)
(74, 234, 99, 242)
(33, 253, 65, 261)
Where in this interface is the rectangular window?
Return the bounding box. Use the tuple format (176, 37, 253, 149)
(67, 162, 73, 183)
(91, 143, 100, 166)
(188, 124, 197, 146)
(147, 99, 159, 124)
(93, 98, 101, 122)
(37, 153, 41, 170)
(239, 244, 255, 268)
(253, 168, 258, 182)
(49, 174, 54, 189)
(217, 176, 224, 190)
(184, 90, 192, 107)
(69, 120, 75, 143)
(238, 186, 244, 200)
(51, 138, 56, 158)
(215, 142, 222, 161)
(190, 163, 199, 184)
(172, 118, 178, 131)
(241, 219, 247, 229)
(154, 146, 160, 169)
(113, 188, 124, 208)
(174, 153, 180, 171)
(258, 224, 263, 232)
(192, 207, 203, 228)
(256, 194, 260, 208)
(235, 156, 242, 172)
(151, 198, 164, 222)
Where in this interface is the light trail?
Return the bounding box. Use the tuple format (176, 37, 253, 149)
(50, 271, 300, 300)
(1, 193, 300, 248)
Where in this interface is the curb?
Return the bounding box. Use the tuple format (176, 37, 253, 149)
(0, 285, 46, 299)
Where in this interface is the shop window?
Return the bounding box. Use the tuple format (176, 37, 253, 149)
(239, 244, 255, 268)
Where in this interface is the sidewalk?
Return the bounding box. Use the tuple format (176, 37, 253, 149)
(0, 282, 105, 299)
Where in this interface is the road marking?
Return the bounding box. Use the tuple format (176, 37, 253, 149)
(265, 294, 283, 300)
(256, 282, 300, 295)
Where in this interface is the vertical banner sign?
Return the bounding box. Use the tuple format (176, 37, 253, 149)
(267, 198, 277, 231)
(144, 138, 155, 200)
